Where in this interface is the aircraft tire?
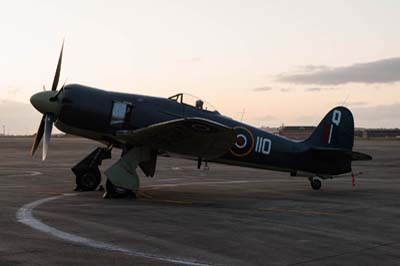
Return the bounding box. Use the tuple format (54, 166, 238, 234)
(75, 168, 101, 191)
(310, 178, 322, 190)
(104, 179, 136, 199)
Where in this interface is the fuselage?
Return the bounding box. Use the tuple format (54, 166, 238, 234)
(53, 84, 350, 176)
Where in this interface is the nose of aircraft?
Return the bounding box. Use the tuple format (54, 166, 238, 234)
(30, 91, 62, 115)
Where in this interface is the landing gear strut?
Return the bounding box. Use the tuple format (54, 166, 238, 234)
(72, 147, 112, 191)
(103, 147, 156, 199)
(309, 177, 322, 190)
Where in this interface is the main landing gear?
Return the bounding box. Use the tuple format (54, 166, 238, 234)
(102, 147, 153, 199)
(72, 146, 156, 199)
(309, 177, 322, 190)
(72, 147, 112, 191)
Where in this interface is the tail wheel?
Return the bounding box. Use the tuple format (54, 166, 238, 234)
(104, 179, 136, 199)
(75, 168, 101, 191)
(310, 177, 322, 190)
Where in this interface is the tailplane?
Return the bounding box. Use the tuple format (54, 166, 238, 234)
(305, 106, 354, 150)
(305, 106, 371, 162)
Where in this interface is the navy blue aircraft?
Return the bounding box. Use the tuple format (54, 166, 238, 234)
(30, 44, 372, 198)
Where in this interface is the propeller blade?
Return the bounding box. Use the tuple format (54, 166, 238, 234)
(31, 115, 45, 156)
(51, 41, 64, 91)
(49, 79, 67, 102)
(42, 115, 54, 161)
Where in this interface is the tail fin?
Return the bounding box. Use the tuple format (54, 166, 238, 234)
(306, 106, 354, 150)
(302, 107, 371, 175)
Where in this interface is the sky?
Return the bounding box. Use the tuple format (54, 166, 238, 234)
(0, 0, 399, 135)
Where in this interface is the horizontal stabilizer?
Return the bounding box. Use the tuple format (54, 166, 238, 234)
(310, 147, 372, 161)
(351, 151, 372, 161)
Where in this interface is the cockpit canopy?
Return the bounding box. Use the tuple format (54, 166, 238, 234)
(168, 93, 219, 114)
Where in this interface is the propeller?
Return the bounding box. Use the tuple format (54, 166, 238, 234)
(43, 114, 54, 160)
(31, 41, 64, 160)
(50, 80, 66, 102)
(51, 41, 64, 92)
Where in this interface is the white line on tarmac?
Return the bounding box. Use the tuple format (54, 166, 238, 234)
(4, 171, 42, 178)
(16, 193, 217, 266)
(144, 180, 256, 188)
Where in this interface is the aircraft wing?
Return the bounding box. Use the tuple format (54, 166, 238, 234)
(114, 117, 236, 159)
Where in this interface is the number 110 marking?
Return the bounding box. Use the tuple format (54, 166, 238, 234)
(255, 137, 271, 155)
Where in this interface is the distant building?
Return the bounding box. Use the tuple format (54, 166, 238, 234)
(354, 128, 364, 138)
(278, 126, 316, 140)
(361, 129, 400, 139)
(260, 126, 280, 134)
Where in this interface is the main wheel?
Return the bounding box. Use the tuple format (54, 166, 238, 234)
(103, 179, 136, 199)
(75, 168, 101, 191)
(310, 178, 322, 190)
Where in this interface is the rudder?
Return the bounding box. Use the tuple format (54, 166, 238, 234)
(305, 106, 354, 150)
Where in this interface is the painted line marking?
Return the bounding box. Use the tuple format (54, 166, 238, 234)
(144, 180, 252, 189)
(258, 208, 338, 217)
(328, 124, 333, 144)
(137, 191, 192, 205)
(1, 171, 42, 178)
(16, 194, 218, 266)
(141, 198, 193, 205)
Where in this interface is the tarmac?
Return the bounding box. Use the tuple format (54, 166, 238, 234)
(0, 137, 399, 266)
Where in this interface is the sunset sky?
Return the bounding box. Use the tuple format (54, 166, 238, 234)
(0, 0, 399, 134)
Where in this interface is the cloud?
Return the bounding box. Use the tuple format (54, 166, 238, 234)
(252, 87, 296, 92)
(305, 87, 340, 92)
(253, 86, 272, 92)
(280, 88, 295, 92)
(300, 65, 330, 72)
(352, 103, 400, 128)
(277, 57, 400, 85)
(305, 87, 321, 92)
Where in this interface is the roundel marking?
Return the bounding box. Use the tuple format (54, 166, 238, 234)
(230, 126, 255, 157)
(235, 134, 247, 149)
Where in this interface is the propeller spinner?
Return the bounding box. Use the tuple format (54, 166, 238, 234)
(31, 42, 64, 160)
